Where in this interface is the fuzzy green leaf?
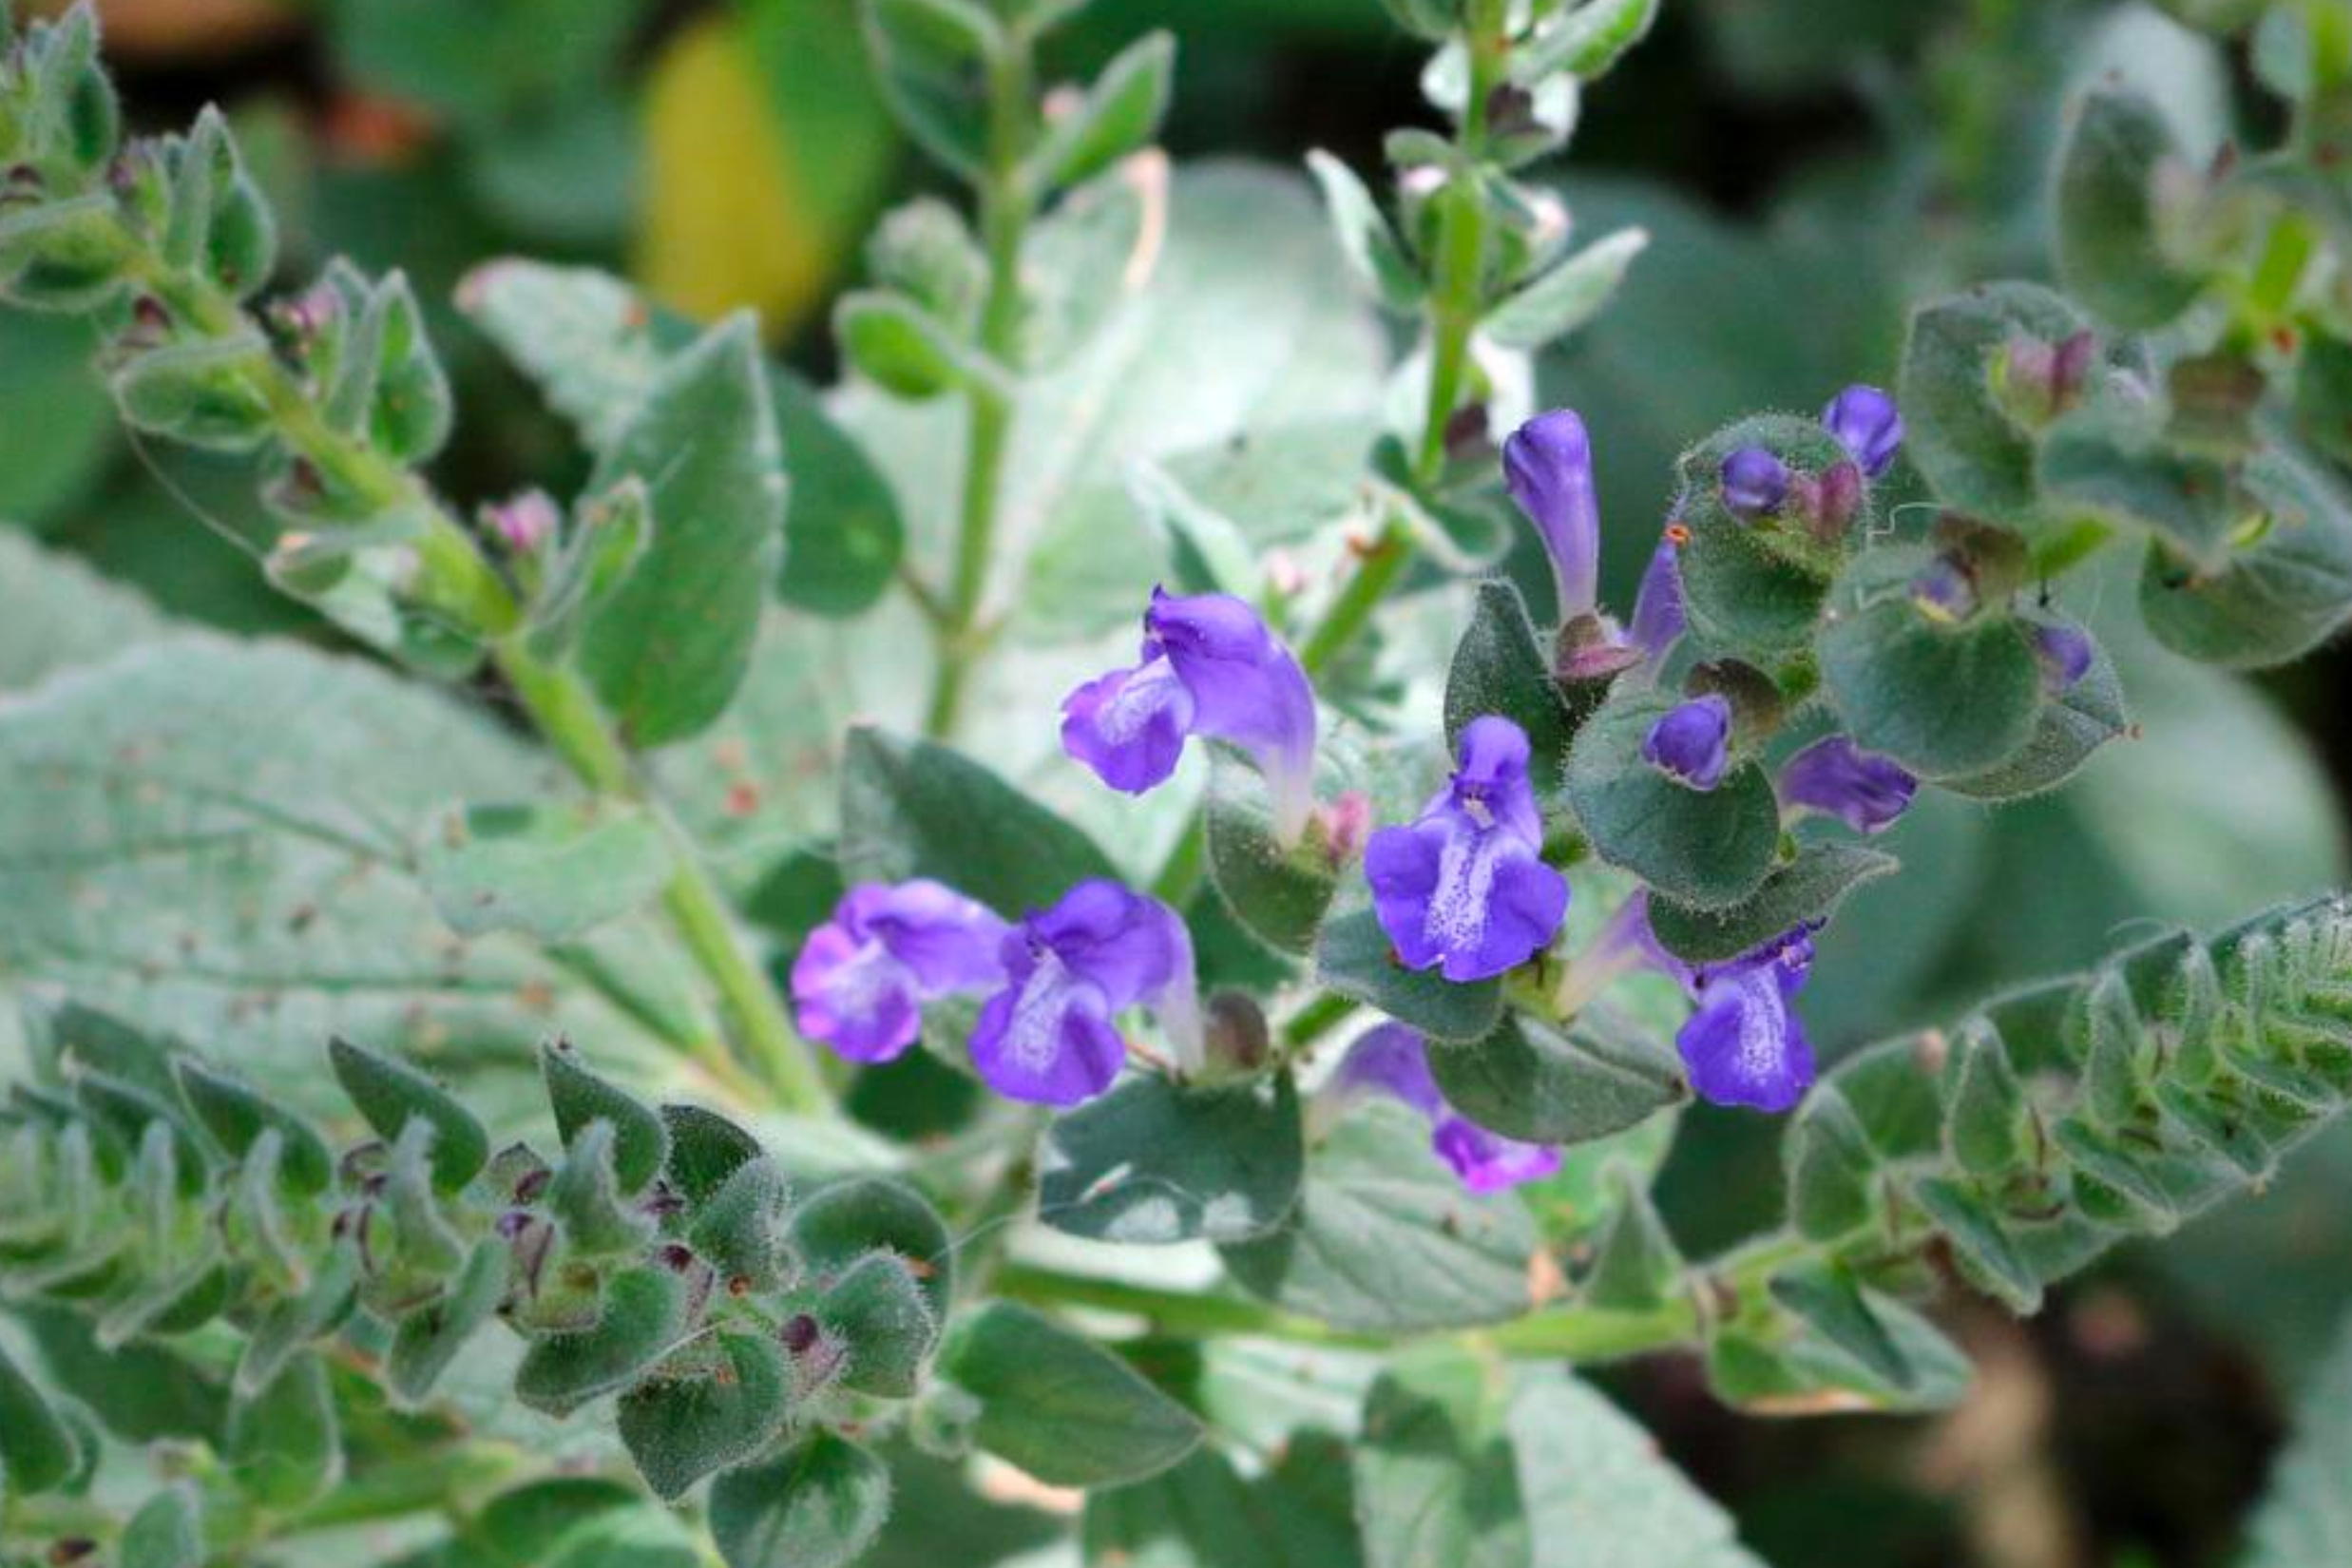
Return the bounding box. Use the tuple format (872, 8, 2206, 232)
(937, 1302, 1201, 1487)
(709, 1433, 892, 1568)
(1036, 1072, 1304, 1245)
(329, 1036, 488, 1195)
(1427, 1004, 1686, 1146)
(1563, 693, 1781, 908)
(620, 1331, 794, 1501)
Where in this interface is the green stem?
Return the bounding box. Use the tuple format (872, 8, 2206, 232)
(926, 29, 1036, 739)
(128, 239, 830, 1115)
(1280, 992, 1358, 1052)
(1297, 514, 1418, 678)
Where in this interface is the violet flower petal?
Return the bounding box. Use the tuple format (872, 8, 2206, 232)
(1144, 588, 1319, 843)
(1627, 536, 1686, 663)
(1720, 447, 1788, 518)
(1779, 736, 1917, 834)
(1502, 409, 1603, 620)
(1061, 649, 1195, 795)
(1642, 695, 1731, 791)
(1431, 1115, 1563, 1193)
(1822, 384, 1903, 478)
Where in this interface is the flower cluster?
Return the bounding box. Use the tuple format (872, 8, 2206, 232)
(791, 388, 1916, 1175)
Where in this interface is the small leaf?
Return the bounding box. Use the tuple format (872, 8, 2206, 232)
(820, 1251, 938, 1397)
(792, 1176, 954, 1320)
(1782, 1086, 1877, 1243)
(1314, 905, 1504, 1043)
(1427, 1004, 1686, 1146)
(2137, 443, 2352, 669)
(1306, 149, 1422, 314)
(1911, 1176, 2042, 1312)
(1581, 1168, 1682, 1310)
(1516, 0, 1661, 81)
(773, 370, 906, 618)
(546, 1120, 659, 1259)
(234, 1243, 358, 1401)
(543, 1042, 670, 1196)
(709, 1433, 891, 1568)
(937, 1302, 1202, 1487)
(1898, 281, 2097, 525)
(111, 335, 276, 451)
(838, 726, 1118, 918)
(1647, 844, 1900, 965)
(660, 1103, 764, 1205)
(421, 802, 671, 942)
(174, 1058, 335, 1197)
(691, 1156, 794, 1293)
(329, 1036, 488, 1194)
(1562, 693, 1781, 909)
(835, 289, 980, 399)
(1028, 31, 1174, 192)
(861, 0, 1001, 177)
(1941, 621, 2128, 800)
(516, 1266, 691, 1418)
(1444, 579, 1578, 792)
(1204, 747, 1340, 955)
(0, 1341, 79, 1496)
(1082, 1440, 1361, 1568)
(1941, 1018, 2029, 1178)
(2037, 403, 2242, 571)
(1354, 1352, 1527, 1568)
(1036, 1072, 1305, 1245)
(387, 1237, 509, 1406)
(620, 1331, 793, 1501)
(226, 1352, 341, 1511)
(1817, 546, 2042, 780)
(120, 1485, 203, 1568)
(578, 314, 787, 747)
(1220, 1101, 1539, 1332)
(1482, 226, 1648, 351)
(2054, 84, 2203, 331)
(1769, 1262, 1914, 1391)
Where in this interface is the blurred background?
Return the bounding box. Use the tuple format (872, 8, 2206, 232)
(3, 1, 2347, 1564)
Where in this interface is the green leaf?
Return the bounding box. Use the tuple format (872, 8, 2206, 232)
(1647, 844, 1900, 965)
(1767, 1262, 1913, 1391)
(2242, 1301, 2352, 1568)
(2137, 442, 2352, 669)
(578, 314, 786, 747)
(691, 1156, 795, 1293)
(546, 1119, 659, 1259)
(543, 1042, 670, 1196)
(1483, 227, 1649, 352)
(0, 1341, 78, 1496)
(1940, 1018, 2029, 1178)
(226, 1352, 341, 1511)
(1028, 31, 1174, 192)
(1781, 1086, 1878, 1243)
(1220, 1101, 1539, 1331)
(1444, 579, 1578, 793)
(1580, 1167, 1682, 1310)
(1898, 281, 2097, 525)
(110, 335, 276, 452)
(120, 1485, 203, 1568)
(1036, 1072, 1304, 1244)
(860, 0, 1001, 177)
(330, 1036, 489, 1195)
(1204, 749, 1341, 955)
(2055, 83, 2203, 330)
(387, 1237, 508, 1406)
(1910, 1176, 2042, 1312)
(838, 726, 1116, 917)
(1510, 1367, 1766, 1567)
(1313, 906, 1503, 1043)
(1941, 621, 2128, 800)
(0, 534, 161, 692)
(620, 1331, 794, 1501)
(1306, 149, 1422, 314)
(1517, 0, 1661, 81)
(710, 1433, 892, 1568)
(660, 1103, 764, 1205)
(1355, 1353, 1526, 1568)
(16, 1305, 226, 1444)
(1817, 546, 2042, 779)
(1427, 1004, 1686, 1146)
(515, 1266, 690, 1418)
(421, 802, 670, 943)
(835, 290, 980, 399)
(1083, 1441, 1361, 1568)
(773, 370, 906, 618)
(819, 1252, 938, 1397)
(1562, 692, 1781, 908)
(235, 1242, 358, 1400)
(792, 1176, 954, 1320)
(2037, 403, 2241, 570)
(172, 1058, 335, 1197)
(937, 1302, 1201, 1487)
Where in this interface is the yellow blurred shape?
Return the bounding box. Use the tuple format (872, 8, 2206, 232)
(637, 13, 832, 340)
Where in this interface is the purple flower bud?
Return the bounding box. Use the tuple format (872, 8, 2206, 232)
(1779, 736, 1917, 834)
(790, 880, 1009, 1063)
(1502, 409, 1602, 620)
(968, 880, 1199, 1107)
(1364, 717, 1570, 983)
(486, 490, 559, 555)
(1628, 534, 1686, 664)
(1821, 384, 1903, 477)
(1720, 447, 1788, 519)
(1062, 589, 1319, 845)
(1329, 1024, 1561, 1193)
(1807, 459, 1864, 536)
(1676, 925, 1818, 1113)
(1642, 695, 1731, 792)
(2031, 622, 2094, 693)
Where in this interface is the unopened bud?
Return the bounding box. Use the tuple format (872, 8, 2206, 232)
(1201, 992, 1271, 1077)
(1317, 790, 1372, 867)
(485, 490, 558, 555)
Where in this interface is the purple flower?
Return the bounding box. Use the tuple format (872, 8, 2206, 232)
(1822, 385, 1903, 478)
(1062, 588, 1318, 844)
(967, 880, 1199, 1107)
(1627, 535, 1685, 665)
(1642, 695, 1731, 791)
(1503, 409, 1602, 620)
(1720, 448, 1788, 518)
(2032, 622, 2094, 693)
(486, 490, 558, 555)
(1364, 717, 1570, 983)
(1329, 1024, 1561, 1193)
(1635, 912, 1818, 1113)
(1780, 736, 1917, 834)
(791, 881, 1009, 1062)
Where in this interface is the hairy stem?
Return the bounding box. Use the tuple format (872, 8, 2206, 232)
(925, 29, 1037, 739)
